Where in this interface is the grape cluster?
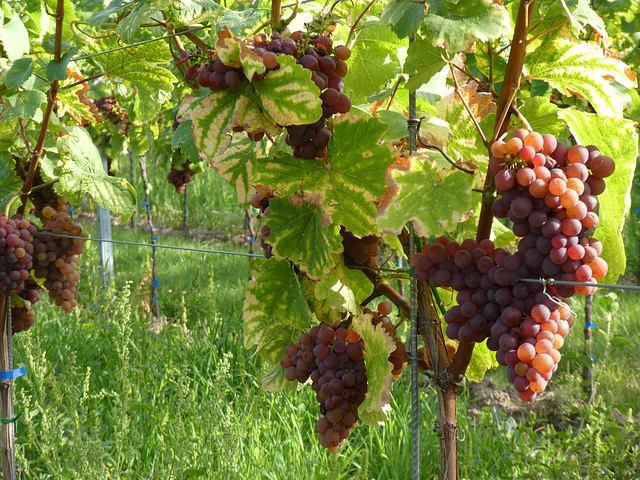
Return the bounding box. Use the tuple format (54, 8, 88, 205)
(340, 228, 381, 268)
(32, 208, 86, 313)
(281, 323, 367, 452)
(182, 30, 351, 159)
(95, 97, 129, 133)
(250, 191, 274, 258)
(490, 129, 611, 297)
(185, 59, 245, 91)
(363, 301, 406, 377)
(411, 235, 576, 401)
(167, 163, 195, 194)
(12, 275, 40, 333)
(255, 33, 351, 159)
(0, 214, 36, 296)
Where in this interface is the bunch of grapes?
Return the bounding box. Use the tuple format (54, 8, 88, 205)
(281, 323, 367, 452)
(340, 228, 381, 267)
(12, 275, 41, 333)
(254, 33, 351, 159)
(95, 97, 129, 133)
(0, 213, 36, 296)
(411, 235, 575, 401)
(489, 129, 611, 297)
(363, 301, 406, 377)
(185, 58, 246, 91)
(32, 207, 86, 313)
(167, 163, 195, 194)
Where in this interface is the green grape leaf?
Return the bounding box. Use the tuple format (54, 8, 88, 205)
(380, 0, 425, 39)
(353, 314, 396, 426)
(258, 115, 393, 237)
(213, 8, 263, 37)
(209, 136, 264, 205)
(266, 197, 343, 280)
(377, 110, 410, 141)
(514, 97, 565, 136)
(558, 108, 638, 283)
(344, 22, 404, 105)
(172, 120, 194, 150)
(92, 40, 177, 122)
(465, 340, 499, 383)
(252, 55, 322, 126)
(435, 82, 495, 166)
(0, 12, 30, 61)
(16, 90, 47, 121)
(0, 157, 21, 215)
(300, 276, 344, 326)
(376, 154, 475, 237)
(404, 38, 446, 94)
(116, 1, 161, 43)
(524, 28, 637, 118)
(215, 26, 266, 81)
(55, 126, 137, 220)
(5, 58, 34, 89)
(261, 361, 299, 392)
(422, 0, 512, 52)
(165, 0, 226, 26)
(315, 254, 364, 316)
(90, 0, 128, 28)
(560, 0, 608, 45)
(45, 47, 78, 82)
(243, 258, 314, 391)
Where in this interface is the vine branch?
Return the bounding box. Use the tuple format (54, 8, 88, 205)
(18, 0, 65, 217)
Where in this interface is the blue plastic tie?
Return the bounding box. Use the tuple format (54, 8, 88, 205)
(248, 238, 254, 242)
(146, 208, 150, 212)
(590, 354, 595, 360)
(130, 163, 135, 166)
(585, 322, 596, 328)
(0, 367, 27, 380)
(151, 296, 158, 301)
(152, 280, 160, 287)
(635, 207, 640, 213)
(141, 201, 150, 206)
(81, 203, 86, 207)
(150, 226, 154, 230)
(69, 206, 75, 212)
(152, 236, 158, 241)
(183, 213, 188, 217)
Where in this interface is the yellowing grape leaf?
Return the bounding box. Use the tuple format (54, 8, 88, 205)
(243, 258, 315, 391)
(266, 197, 343, 280)
(253, 114, 394, 237)
(465, 340, 499, 383)
(209, 136, 266, 206)
(525, 28, 637, 118)
(558, 108, 638, 284)
(353, 314, 396, 427)
(315, 254, 364, 316)
(56, 69, 102, 126)
(252, 55, 322, 126)
(215, 26, 266, 81)
(376, 154, 475, 237)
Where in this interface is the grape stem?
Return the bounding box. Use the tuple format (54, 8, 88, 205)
(346, 0, 376, 45)
(512, 105, 533, 132)
(415, 139, 476, 175)
(446, 50, 488, 148)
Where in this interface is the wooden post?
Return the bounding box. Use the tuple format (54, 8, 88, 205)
(97, 142, 115, 289)
(0, 297, 15, 480)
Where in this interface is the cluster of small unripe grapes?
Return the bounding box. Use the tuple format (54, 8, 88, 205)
(340, 228, 381, 268)
(411, 235, 574, 401)
(181, 30, 351, 159)
(32, 205, 86, 314)
(362, 301, 406, 377)
(250, 191, 274, 258)
(490, 129, 611, 297)
(167, 163, 195, 194)
(281, 322, 366, 452)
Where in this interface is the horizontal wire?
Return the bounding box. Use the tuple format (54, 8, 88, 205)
(71, 26, 207, 63)
(520, 278, 640, 292)
(37, 232, 265, 259)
